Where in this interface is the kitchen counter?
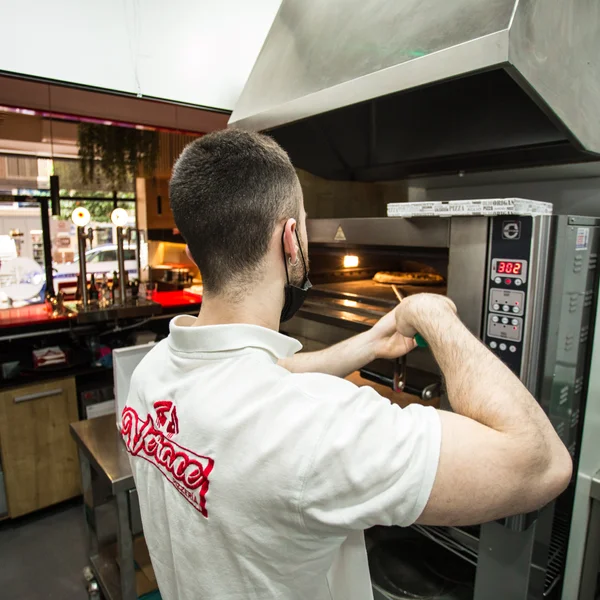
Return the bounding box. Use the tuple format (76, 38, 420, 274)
(0, 291, 202, 392)
(150, 290, 202, 309)
(0, 304, 74, 328)
(0, 290, 202, 331)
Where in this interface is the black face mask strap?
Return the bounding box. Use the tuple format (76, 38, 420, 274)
(281, 228, 291, 285)
(281, 227, 307, 285)
(295, 229, 307, 282)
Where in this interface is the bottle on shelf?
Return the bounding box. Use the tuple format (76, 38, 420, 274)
(99, 274, 110, 306)
(89, 273, 99, 303)
(75, 274, 82, 302)
(124, 271, 133, 303)
(112, 270, 121, 305)
(146, 281, 155, 301)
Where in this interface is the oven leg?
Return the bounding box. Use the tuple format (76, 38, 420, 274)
(579, 495, 600, 600)
(474, 521, 536, 600)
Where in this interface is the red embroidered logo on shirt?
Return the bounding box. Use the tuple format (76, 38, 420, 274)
(153, 400, 179, 438)
(120, 404, 214, 517)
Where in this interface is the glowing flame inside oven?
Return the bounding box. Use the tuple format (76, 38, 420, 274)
(343, 255, 359, 268)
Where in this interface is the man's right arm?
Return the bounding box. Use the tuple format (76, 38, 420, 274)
(397, 294, 572, 526)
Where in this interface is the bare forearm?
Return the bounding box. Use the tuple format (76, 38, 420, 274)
(414, 300, 563, 452)
(399, 295, 571, 525)
(279, 331, 376, 377)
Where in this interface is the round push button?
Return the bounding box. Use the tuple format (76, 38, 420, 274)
(509, 345, 517, 353)
(499, 343, 507, 351)
(511, 319, 519, 326)
(492, 316, 499, 323)
(493, 303, 500, 311)
(515, 279, 522, 286)
(502, 305, 510, 312)
(512, 306, 520, 313)
(494, 277, 502, 284)
(489, 341, 498, 349)
(501, 317, 509, 324)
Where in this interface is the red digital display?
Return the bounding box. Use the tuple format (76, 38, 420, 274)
(497, 261, 522, 275)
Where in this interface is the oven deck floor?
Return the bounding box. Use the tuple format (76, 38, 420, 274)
(314, 279, 447, 305)
(302, 279, 447, 328)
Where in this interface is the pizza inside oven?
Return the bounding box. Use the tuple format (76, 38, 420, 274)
(372, 271, 445, 286)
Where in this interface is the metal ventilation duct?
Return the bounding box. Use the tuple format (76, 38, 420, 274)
(230, 0, 600, 180)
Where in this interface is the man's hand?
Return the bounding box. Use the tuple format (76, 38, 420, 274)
(365, 306, 417, 360)
(279, 303, 428, 377)
(394, 294, 457, 340)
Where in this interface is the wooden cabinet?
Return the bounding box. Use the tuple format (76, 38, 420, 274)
(136, 177, 175, 230)
(0, 377, 80, 517)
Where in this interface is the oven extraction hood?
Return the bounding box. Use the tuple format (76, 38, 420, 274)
(229, 0, 600, 181)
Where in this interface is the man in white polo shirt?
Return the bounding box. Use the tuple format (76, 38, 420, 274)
(121, 130, 572, 600)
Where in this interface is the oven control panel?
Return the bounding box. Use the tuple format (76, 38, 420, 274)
(483, 217, 533, 376)
(489, 289, 525, 315)
(487, 314, 523, 343)
(490, 258, 528, 283)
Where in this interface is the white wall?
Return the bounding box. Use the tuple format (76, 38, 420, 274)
(2, 0, 282, 111)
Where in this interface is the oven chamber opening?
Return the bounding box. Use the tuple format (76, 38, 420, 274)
(281, 243, 449, 406)
(308, 244, 449, 308)
(309, 245, 448, 285)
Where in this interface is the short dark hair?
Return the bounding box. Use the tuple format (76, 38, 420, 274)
(170, 129, 301, 294)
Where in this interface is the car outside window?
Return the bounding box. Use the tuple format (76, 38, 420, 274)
(94, 250, 117, 262)
(80, 251, 99, 263)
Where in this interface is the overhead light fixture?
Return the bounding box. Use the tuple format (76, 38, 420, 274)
(110, 207, 129, 227)
(71, 206, 91, 227)
(343, 255, 359, 268)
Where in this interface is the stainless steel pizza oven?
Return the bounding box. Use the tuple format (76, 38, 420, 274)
(280, 211, 600, 599)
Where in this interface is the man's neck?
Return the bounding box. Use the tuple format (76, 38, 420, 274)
(194, 279, 283, 332)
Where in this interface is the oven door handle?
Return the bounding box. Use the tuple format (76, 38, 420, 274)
(360, 365, 440, 401)
(360, 369, 394, 388)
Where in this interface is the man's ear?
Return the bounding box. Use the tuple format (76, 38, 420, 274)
(282, 218, 298, 264)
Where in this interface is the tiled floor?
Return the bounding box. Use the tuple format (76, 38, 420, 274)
(0, 499, 88, 600)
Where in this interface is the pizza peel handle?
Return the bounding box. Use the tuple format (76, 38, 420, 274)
(414, 334, 428, 348)
(391, 285, 428, 349)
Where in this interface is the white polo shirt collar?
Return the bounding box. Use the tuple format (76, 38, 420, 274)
(168, 315, 302, 360)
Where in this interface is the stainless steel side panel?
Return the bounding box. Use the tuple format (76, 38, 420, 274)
(306, 217, 450, 248)
(520, 215, 552, 395)
(447, 217, 489, 337)
(560, 217, 600, 598)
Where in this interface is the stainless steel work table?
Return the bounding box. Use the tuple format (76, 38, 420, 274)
(71, 415, 139, 600)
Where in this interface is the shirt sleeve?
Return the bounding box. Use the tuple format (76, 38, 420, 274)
(299, 385, 441, 534)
